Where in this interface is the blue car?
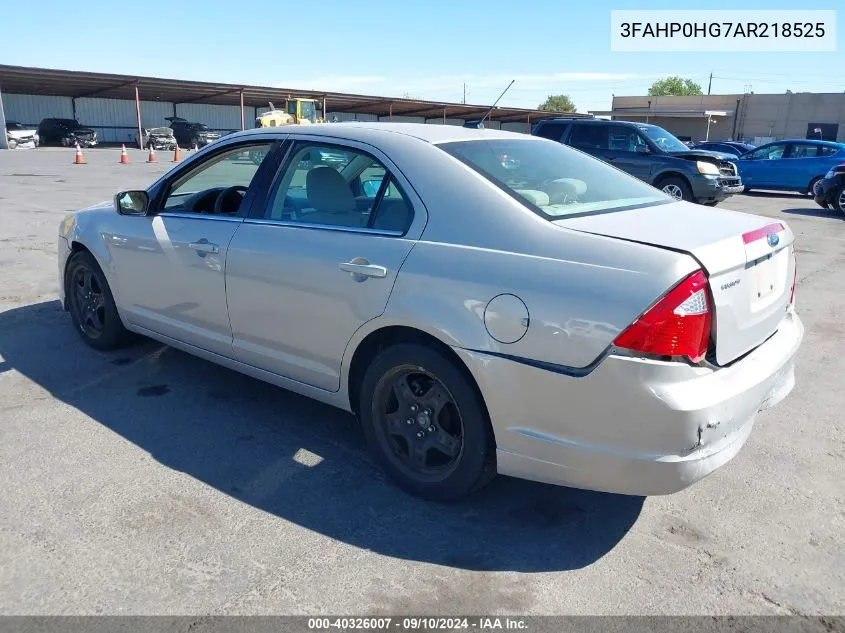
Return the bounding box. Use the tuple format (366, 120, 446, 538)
(690, 141, 756, 157)
(736, 139, 845, 194)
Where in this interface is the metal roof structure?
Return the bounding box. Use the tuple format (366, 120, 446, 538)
(0, 64, 590, 124)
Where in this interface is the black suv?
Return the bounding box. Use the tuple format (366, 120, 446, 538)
(165, 117, 221, 148)
(532, 118, 743, 205)
(37, 118, 98, 147)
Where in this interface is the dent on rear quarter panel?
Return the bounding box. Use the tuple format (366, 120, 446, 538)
(384, 237, 697, 370)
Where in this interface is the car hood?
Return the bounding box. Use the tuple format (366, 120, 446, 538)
(68, 127, 96, 136)
(666, 149, 736, 162)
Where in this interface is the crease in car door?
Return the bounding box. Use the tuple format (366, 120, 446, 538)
(225, 142, 418, 392)
(105, 142, 275, 357)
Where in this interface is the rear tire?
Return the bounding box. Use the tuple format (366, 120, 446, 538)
(657, 176, 693, 202)
(65, 250, 133, 351)
(358, 343, 496, 501)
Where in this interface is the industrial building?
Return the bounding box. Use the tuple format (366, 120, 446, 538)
(593, 92, 845, 145)
(0, 64, 584, 149)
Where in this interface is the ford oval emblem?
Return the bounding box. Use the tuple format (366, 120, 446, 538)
(767, 232, 780, 247)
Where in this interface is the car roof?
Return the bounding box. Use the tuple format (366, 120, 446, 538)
(762, 139, 844, 147)
(223, 122, 536, 145)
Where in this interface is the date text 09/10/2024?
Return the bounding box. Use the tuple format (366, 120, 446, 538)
(307, 617, 529, 631)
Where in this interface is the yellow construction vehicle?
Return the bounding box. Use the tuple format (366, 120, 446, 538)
(255, 99, 323, 128)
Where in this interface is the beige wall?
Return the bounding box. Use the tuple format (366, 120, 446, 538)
(609, 93, 845, 143)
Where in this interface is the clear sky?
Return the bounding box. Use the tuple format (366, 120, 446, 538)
(1, 0, 841, 112)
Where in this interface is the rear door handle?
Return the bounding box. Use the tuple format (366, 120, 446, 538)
(339, 261, 387, 278)
(189, 241, 219, 254)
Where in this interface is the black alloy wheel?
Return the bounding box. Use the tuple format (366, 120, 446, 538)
(65, 251, 133, 350)
(359, 343, 495, 500)
(377, 366, 464, 478)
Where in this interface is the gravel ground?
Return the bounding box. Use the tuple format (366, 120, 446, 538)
(0, 146, 843, 616)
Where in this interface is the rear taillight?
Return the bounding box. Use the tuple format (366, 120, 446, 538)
(613, 270, 712, 363)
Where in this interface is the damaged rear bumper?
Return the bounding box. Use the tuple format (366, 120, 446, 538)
(455, 310, 803, 496)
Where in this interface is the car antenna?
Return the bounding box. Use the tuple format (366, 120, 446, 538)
(479, 80, 515, 128)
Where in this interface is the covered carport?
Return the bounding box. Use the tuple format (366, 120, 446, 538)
(0, 64, 590, 149)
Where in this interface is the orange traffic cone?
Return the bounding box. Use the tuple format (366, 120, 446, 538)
(146, 145, 157, 163)
(73, 143, 86, 165)
(119, 144, 129, 164)
(172, 144, 181, 163)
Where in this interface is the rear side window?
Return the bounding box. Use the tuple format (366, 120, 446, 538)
(569, 124, 608, 151)
(264, 142, 414, 233)
(788, 144, 836, 158)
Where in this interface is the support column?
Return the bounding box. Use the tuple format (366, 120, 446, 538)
(0, 83, 8, 150)
(389, 103, 393, 121)
(322, 96, 327, 122)
(134, 83, 143, 149)
(443, 108, 446, 124)
(240, 90, 245, 130)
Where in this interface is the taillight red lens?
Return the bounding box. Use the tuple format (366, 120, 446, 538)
(614, 270, 712, 363)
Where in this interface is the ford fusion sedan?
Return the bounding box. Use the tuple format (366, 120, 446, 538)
(57, 123, 802, 500)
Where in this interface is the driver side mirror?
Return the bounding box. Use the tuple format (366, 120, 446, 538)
(635, 145, 650, 154)
(115, 190, 149, 216)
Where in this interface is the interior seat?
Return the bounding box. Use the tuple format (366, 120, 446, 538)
(302, 166, 363, 227)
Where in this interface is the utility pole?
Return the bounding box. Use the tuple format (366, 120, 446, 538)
(707, 73, 713, 95)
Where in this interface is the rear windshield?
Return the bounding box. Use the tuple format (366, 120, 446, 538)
(438, 138, 669, 219)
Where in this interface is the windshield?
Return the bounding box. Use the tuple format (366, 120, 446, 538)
(439, 138, 670, 219)
(190, 123, 210, 131)
(6, 123, 26, 130)
(637, 125, 689, 152)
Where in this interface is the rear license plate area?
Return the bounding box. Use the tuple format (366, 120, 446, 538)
(753, 255, 776, 299)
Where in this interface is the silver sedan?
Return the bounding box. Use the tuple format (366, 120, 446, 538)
(57, 123, 803, 500)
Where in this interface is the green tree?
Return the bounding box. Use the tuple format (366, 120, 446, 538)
(648, 76, 703, 96)
(538, 94, 577, 112)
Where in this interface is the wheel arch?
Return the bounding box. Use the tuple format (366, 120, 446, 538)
(345, 324, 493, 444)
(652, 170, 692, 189)
(65, 239, 124, 313)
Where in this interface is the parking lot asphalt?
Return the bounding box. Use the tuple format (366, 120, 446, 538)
(0, 147, 843, 615)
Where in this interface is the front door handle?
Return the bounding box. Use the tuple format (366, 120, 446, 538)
(339, 260, 387, 279)
(189, 241, 219, 254)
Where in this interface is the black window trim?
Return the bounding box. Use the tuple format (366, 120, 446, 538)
(246, 138, 415, 237)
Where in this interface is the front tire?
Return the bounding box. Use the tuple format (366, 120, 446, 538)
(65, 250, 133, 350)
(657, 176, 693, 202)
(359, 343, 495, 501)
(833, 185, 845, 217)
(808, 177, 822, 196)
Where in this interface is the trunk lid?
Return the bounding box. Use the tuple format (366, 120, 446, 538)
(556, 201, 795, 365)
